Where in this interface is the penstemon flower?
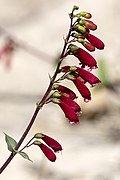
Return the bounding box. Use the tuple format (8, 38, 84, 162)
(86, 33, 105, 50)
(34, 141, 56, 162)
(67, 75, 91, 102)
(52, 98, 80, 124)
(60, 65, 101, 86)
(34, 133, 62, 152)
(69, 45, 98, 69)
(53, 91, 81, 113)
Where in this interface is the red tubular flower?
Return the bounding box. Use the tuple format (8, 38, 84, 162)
(60, 94, 81, 113)
(39, 143, 56, 162)
(52, 98, 80, 124)
(52, 84, 77, 100)
(69, 45, 97, 69)
(76, 67, 101, 86)
(35, 133, 62, 152)
(73, 77, 91, 102)
(86, 33, 105, 50)
(59, 100, 80, 124)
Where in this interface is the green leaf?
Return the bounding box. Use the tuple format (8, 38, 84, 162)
(4, 133, 17, 152)
(19, 151, 32, 162)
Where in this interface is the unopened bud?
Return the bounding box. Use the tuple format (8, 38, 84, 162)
(78, 12, 92, 19)
(75, 24, 86, 33)
(73, 5, 79, 11)
(79, 19, 97, 30)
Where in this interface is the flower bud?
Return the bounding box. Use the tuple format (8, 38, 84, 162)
(79, 19, 97, 30)
(73, 5, 79, 11)
(74, 24, 86, 34)
(76, 12, 92, 19)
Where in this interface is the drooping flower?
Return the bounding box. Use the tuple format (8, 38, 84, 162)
(34, 141, 56, 162)
(61, 94, 81, 113)
(86, 33, 105, 50)
(73, 77, 91, 102)
(76, 67, 101, 86)
(53, 92, 81, 113)
(52, 98, 80, 124)
(67, 75, 91, 102)
(69, 44, 97, 69)
(34, 133, 62, 153)
(52, 84, 77, 100)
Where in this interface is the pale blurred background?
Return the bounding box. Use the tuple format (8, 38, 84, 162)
(0, 0, 120, 180)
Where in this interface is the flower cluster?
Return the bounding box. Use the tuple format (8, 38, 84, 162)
(51, 8, 104, 124)
(33, 133, 62, 162)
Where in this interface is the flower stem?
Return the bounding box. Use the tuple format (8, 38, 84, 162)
(0, 9, 74, 174)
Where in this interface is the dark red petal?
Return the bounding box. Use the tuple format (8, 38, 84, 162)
(61, 66, 70, 73)
(86, 34, 105, 50)
(61, 95, 81, 113)
(73, 77, 91, 102)
(77, 67, 101, 85)
(58, 85, 77, 100)
(75, 48, 97, 69)
(39, 143, 56, 162)
(59, 100, 80, 124)
(41, 134, 62, 152)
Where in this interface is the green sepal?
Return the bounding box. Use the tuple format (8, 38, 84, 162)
(4, 133, 17, 152)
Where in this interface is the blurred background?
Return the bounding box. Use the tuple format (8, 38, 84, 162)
(0, 0, 120, 179)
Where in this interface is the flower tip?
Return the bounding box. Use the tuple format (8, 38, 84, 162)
(73, 5, 79, 11)
(69, 121, 80, 125)
(84, 98, 91, 103)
